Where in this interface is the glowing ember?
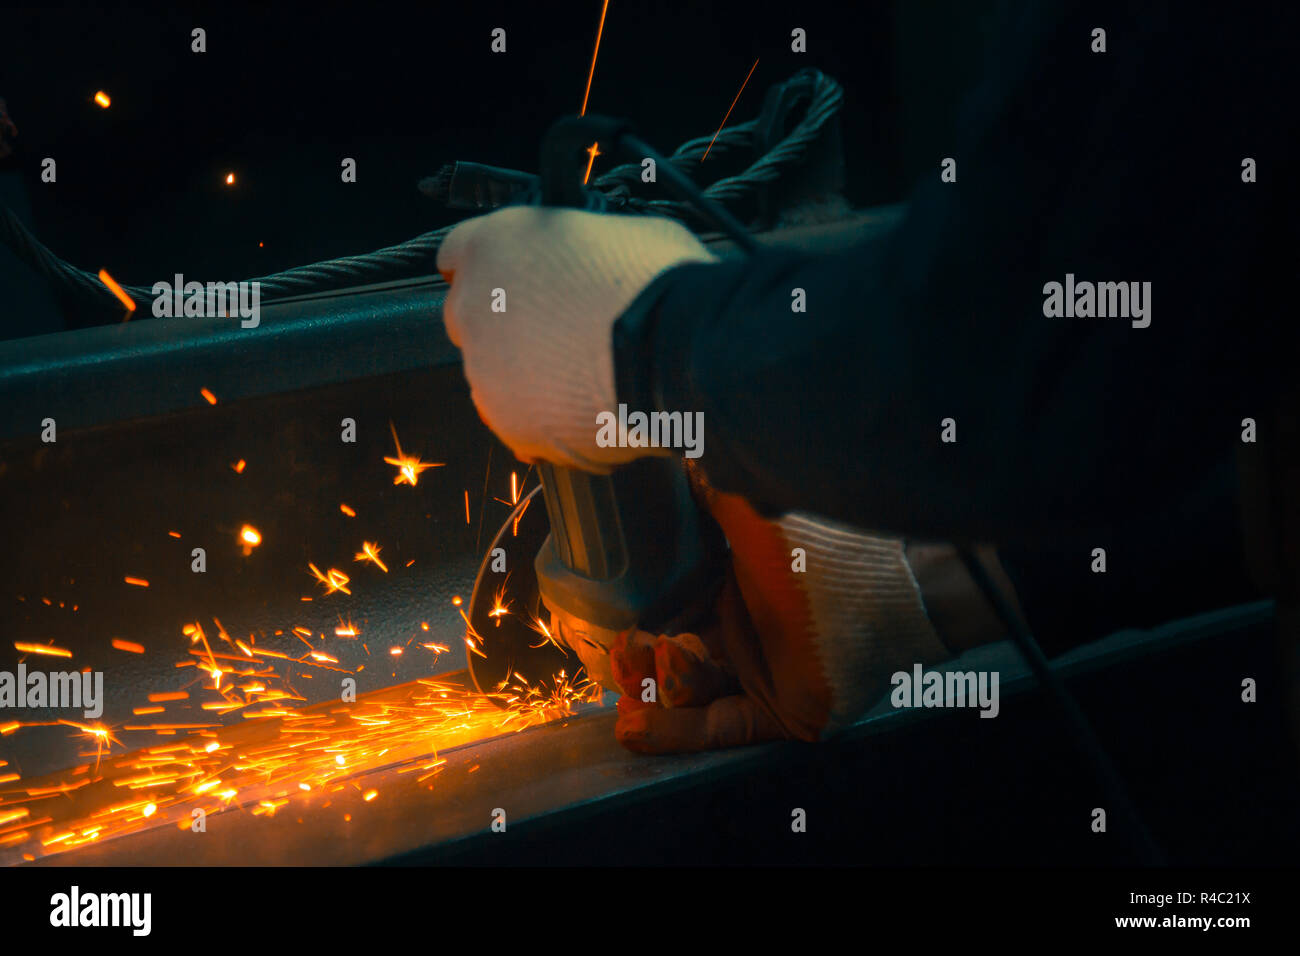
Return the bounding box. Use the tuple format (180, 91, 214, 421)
(307, 563, 351, 596)
(225, 172, 235, 185)
(339, 503, 356, 517)
(93, 91, 111, 108)
(123, 576, 149, 588)
(239, 524, 262, 555)
(703, 57, 760, 162)
(98, 269, 136, 312)
(111, 639, 145, 654)
(488, 579, 513, 626)
(147, 691, 188, 703)
(13, 642, 72, 658)
(200, 388, 217, 405)
(493, 470, 524, 508)
(384, 422, 443, 487)
(354, 541, 388, 573)
(232, 459, 247, 474)
(527, 614, 564, 652)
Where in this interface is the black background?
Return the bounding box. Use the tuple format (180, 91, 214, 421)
(0, 0, 999, 335)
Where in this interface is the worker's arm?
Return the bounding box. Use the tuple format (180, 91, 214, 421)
(439, 2, 1291, 543)
(613, 0, 1291, 545)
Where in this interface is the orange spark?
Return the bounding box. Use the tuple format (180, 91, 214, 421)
(488, 579, 512, 626)
(579, 0, 610, 116)
(147, 691, 188, 703)
(167, 531, 181, 538)
(239, 524, 262, 555)
(60, 720, 121, 771)
(494, 471, 522, 507)
(185, 621, 223, 688)
(13, 642, 72, 658)
(232, 459, 246, 473)
(528, 614, 563, 651)
(308, 563, 351, 596)
(464, 490, 470, 524)
(93, 91, 111, 108)
(583, 142, 601, 184)
(124, 576, 149, 587)
(354, 541, 388, 573)
(384, 422, 443, 487)
(389, 647, 403, 656)
(702, 58, 759, 161)
(200, 388, 217, 405)
(340, 503, 356, 517)
(111, 639, 144, 654)
(98, 269, 136, 312)
(225, 172, 235, 185)
(363, 789, 378, 802)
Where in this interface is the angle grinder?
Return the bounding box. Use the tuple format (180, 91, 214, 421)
(463, 114, 762, 699)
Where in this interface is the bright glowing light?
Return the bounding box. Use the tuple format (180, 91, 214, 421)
(384, 422, 443, 487)
(354, 541, 388, 573)
(97, 269, 136, 311)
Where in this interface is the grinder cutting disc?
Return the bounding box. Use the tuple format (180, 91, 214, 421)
(465, 485, 574, 700)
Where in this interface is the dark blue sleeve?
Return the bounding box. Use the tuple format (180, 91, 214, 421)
(614, 0, 1296, 554)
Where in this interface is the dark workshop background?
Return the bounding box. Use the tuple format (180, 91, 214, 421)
(0, 0, 997, 338)
(3, 1, 1300, 868)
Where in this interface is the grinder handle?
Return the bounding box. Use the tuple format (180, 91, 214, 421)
(530, 115, 721, 633)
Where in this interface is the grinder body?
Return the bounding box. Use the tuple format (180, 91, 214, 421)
(531, 116, 722, 639)
(465, 115, 726, 695)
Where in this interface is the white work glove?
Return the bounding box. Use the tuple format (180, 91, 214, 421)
(610, 484, 952, 753)
(436, 206, 717, 472)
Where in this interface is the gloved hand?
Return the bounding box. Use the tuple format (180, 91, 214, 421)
(610, 482, 952, 753)
(436, 206, 717, 472)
